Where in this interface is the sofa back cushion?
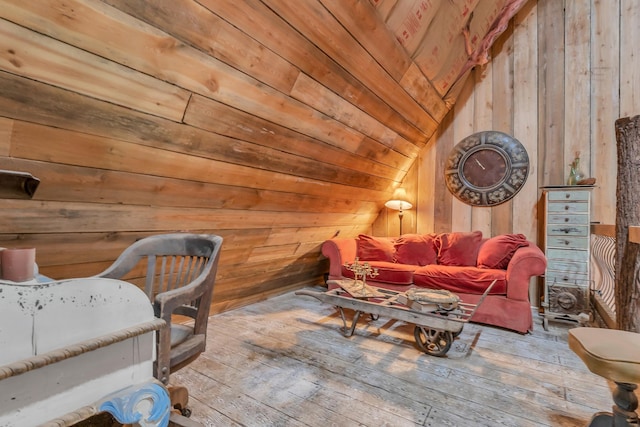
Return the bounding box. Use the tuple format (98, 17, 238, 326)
(435, 231, 483, 266)
(393, 234, 437, 266)
(477, 234, 529, 269)
(356, 234, 395, 262)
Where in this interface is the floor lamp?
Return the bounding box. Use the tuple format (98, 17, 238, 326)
(384, 188, 412, 235)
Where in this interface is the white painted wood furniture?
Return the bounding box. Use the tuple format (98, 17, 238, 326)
(0, 277, 170, 426)
(541, 185, 594, 330)
(95, 233, 223, 417)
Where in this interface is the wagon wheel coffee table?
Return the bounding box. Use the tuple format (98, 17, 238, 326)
(296, 279, 495, 357)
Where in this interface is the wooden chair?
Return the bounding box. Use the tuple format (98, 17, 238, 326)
(95, 233, 223, 418)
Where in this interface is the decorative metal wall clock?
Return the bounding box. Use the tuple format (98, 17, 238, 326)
(444, 131, 529, 206)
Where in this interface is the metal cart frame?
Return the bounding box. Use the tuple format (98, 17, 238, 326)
(296, 280, 495, 357)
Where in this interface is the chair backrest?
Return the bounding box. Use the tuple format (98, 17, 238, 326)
(96, 233, 223, 382)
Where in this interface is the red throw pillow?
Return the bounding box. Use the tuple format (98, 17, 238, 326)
(435, 231, 483, 266)
(356, 234, 395, 262)
(393, 234, 437, 266)
(477, 234, 529, 269)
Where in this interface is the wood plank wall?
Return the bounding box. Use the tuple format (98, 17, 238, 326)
(413, 0, 639, 304)
(0, 0, 449, 313)
(2, 0, 636, 315)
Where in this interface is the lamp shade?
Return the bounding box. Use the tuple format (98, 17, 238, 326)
(384, 187, 412, 211)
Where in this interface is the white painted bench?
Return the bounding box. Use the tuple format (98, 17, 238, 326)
(0, 277, 170, 426)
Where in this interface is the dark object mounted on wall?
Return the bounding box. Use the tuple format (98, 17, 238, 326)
(444, 131, 530, 206)
(0, 169, 40, 199)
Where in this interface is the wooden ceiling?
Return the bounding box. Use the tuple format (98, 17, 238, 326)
(0, 0, 526, 311)
(374, 0, 526, 100)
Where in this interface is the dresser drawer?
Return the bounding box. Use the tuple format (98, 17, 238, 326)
(546, 248, 588, 262)
(545, 283, 589, 314)
(545, 271, 589, 285)
(547, 259, 588, 275)
(546, 236, 589, 249)
(548, 191, 591, 202)
(547, 224, 589, 237)
(547, 214, 589, 225)
(547, 202, 589, 214)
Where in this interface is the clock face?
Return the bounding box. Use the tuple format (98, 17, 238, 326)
(444, 131, 529, 206)
(461, 148, 508, 188)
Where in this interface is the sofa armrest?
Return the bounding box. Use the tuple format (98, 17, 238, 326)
(321, 238, 357, 280)
(505, 242, 547, 301)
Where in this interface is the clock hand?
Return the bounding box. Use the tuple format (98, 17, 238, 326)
(474, 158, 486, 170)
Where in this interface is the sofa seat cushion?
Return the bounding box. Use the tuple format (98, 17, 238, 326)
(413, 265, 506, 295)
(341, 261, 417, 285)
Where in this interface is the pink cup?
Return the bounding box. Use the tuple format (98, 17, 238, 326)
(1, 248, 36, 282)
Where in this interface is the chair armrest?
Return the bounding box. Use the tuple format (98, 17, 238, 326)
(154, 279, 209, 315)
(321, 238, 357, 280)
(505, 243, 547, 301)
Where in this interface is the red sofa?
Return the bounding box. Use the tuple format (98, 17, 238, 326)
(321, 231, 547, 333)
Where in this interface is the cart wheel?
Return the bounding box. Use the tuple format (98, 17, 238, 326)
(439, 312, 463, 338)
(452, 325, 463, 338)
(414, 326, 453, 356)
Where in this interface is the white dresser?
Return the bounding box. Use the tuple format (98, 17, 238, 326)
(541, 185, 594, 330)
(0, 278, 170, 426)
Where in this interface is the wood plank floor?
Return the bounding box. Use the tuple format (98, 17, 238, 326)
(172, 286, 615, 427)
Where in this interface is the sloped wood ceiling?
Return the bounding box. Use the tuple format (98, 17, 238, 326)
(373, 0, 526, 98)
(0, 0, 524, 312)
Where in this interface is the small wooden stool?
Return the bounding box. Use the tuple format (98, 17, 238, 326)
(568, 327, 640, 426)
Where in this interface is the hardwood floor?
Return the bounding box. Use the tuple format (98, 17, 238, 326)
(172, 286, 614, 426)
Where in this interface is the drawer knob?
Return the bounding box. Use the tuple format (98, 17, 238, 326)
(565, 193, 571, 199)
(565, 205, 569, 210)
(564, 240, 570, 245)
(565, 218, 569, 222)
